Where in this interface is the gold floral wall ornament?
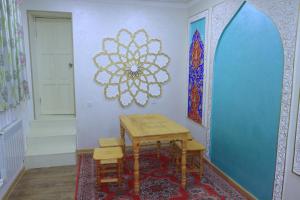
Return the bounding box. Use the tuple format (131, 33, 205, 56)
(93, 29, 171, 107)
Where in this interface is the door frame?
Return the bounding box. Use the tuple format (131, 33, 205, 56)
(27, 11, 76, 120)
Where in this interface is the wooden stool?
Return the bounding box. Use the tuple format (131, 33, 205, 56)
(99, 137, 122, 147)
(174, 139, 206, 179)
(93, 147, 123, 188)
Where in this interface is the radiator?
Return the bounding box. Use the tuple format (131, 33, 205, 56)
(0, 120, 25, 187)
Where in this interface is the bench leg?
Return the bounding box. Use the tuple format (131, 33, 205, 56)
(199, 151, 204, 179)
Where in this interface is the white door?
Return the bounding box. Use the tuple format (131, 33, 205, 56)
(33, 17, 75, 117)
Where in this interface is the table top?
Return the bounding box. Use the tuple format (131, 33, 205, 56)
(120, 114, 189, 138)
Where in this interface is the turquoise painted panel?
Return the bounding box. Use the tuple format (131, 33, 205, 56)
(190, 18, 205, 43)
(211, 2, 283, 200)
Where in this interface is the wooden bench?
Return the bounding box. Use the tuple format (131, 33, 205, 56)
(174, 139, 206, 179)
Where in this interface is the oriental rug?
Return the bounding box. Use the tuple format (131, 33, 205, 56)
(75, 148, 247, 200)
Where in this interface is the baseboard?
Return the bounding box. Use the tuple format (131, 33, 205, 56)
(2, 167, 25, 200)
(25, 152, 76, 169)
(204, 158, 257, 200)
(76, 148, 94, 154)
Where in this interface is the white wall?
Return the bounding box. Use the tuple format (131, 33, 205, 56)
(188, 0, 224, 17)
(0, 101, 30, 200)
(283, 12, 300, 200)
(20, 0, 188, 149)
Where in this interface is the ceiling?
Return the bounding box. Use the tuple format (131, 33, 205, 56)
(96, 0, 198, 7)
(135, 0, 194, 3)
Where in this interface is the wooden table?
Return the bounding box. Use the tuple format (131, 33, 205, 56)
(119, 114, 189, 194)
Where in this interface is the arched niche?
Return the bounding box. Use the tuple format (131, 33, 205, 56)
(211, 2, 283, 199)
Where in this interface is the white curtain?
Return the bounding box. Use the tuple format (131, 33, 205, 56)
(0, 0, 28, 112)
(0, 0, 27, 188)
(0, 108, 17, 129)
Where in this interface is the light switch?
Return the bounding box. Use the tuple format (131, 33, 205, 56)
(87, 101, 93, 108)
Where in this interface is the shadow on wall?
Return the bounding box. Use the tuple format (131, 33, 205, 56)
(211, 2, 283, 199)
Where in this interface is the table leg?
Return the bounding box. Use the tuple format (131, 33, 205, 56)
(133, 140, 140, 195)
(181, 139, 187, 189)
(120, 124, 125, 155)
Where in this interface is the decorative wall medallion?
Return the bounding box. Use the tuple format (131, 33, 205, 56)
(93, 29, 170, 107)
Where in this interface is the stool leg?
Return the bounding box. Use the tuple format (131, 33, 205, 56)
(118, 159, 121, 186)
(199, 151, 204, 179)
(175, 151, 180, 173)
(121, 158, 123, 176)
(191, 156, 194, 170)
(96, 161, 99, 186)
(170, 141, 174, 163)
(97, 161, 101, 188)
(157, 141, 161, 159)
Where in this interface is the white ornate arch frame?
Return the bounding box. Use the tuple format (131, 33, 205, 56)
(294, 92, 300, 176)
(188, 10, 211, 150)
(204, 0, 299, 199)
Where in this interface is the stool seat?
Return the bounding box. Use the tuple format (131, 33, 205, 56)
(175, 139, 206, 151)
(99, 159, 118, 164)
(99, 138, 122, 147)
(93, 147, 123, 160)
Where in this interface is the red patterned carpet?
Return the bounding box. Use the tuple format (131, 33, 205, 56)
(75, 148, 247, 200)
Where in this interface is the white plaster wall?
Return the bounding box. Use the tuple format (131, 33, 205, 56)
(0, 97, 30, 200)
(20, 0, 188, 149)
(188, 0, 224, 17)
(282, 11, 300, 200)
(0, 103, 30, 199)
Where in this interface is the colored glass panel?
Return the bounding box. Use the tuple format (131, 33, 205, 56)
(188, 18, 205, 125)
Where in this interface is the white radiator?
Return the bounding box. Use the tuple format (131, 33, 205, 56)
(0, 120, 25, 188)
